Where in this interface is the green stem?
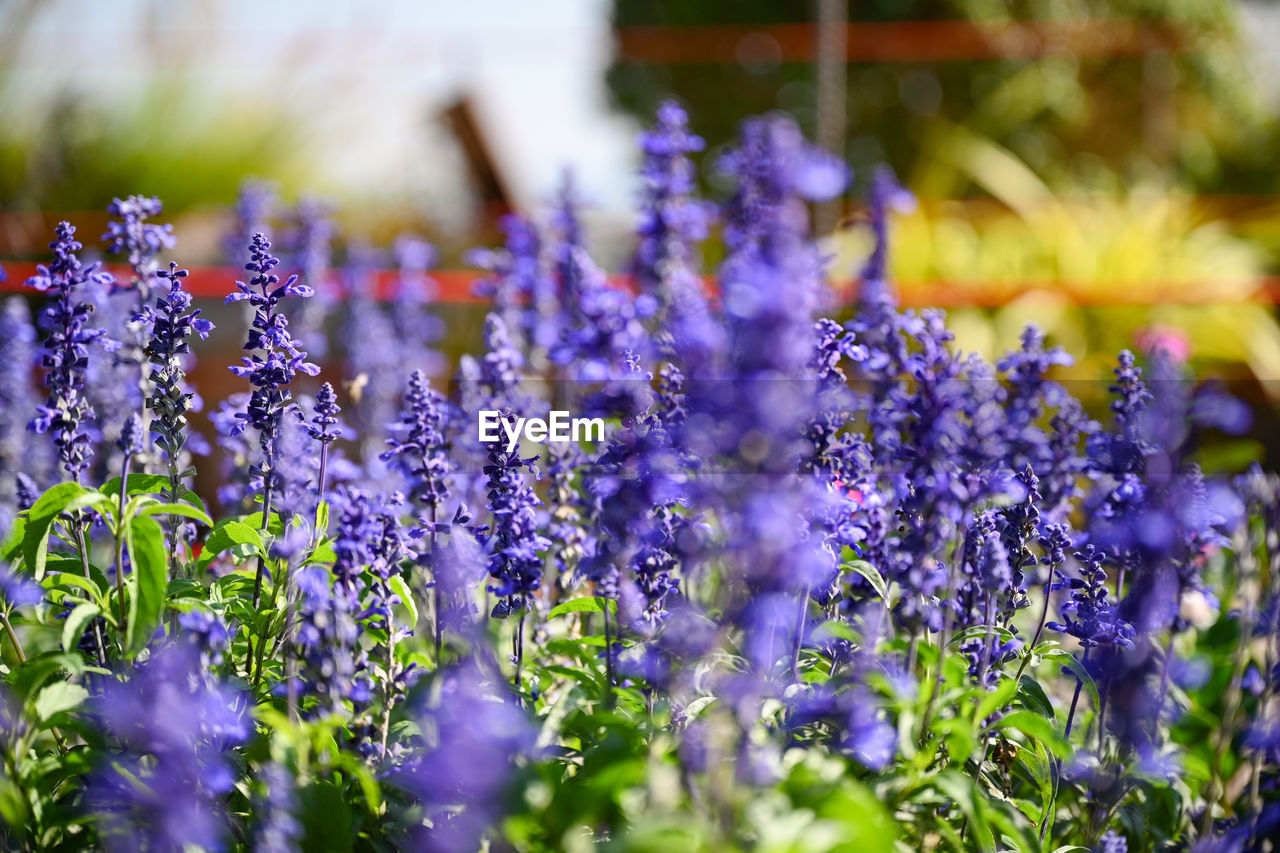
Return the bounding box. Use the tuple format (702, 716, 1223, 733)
(1013, 570, 1055, 685)
(310, 442, 330, 551)
(2, 610, 67, 753)
(514, 610, 527, 707)
(164, 451, 183, 578)
(242, 476, 276, 679)
(71, 519, 107, 664)
(379, 606, 397, 759)
(919, 537, 967, 743)
(0, 612, 24, 665)
(602, 596, 615, 708)
(251, 558, 289, 691)
(114, 455, 132, 648)
(430, 502, 441, 664)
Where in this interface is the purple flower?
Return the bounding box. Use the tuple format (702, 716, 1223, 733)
(14, 473, 38, 512)
(178, 609, 233, 671)
(25, 221, 114, 482)
(477, 313, 523, 403)
(476, 410, 548, 615)
(116, 412, 145, 459)
(390, 234, 446, 377)
(0, 298, 48, 526)
(283, 196, 336, 360)
(224, 179, 276, 262)
(83, 273, 143, 480)
(550, 246, 647, 389)
(88, 641, 247, 852)
(718, 114, 844, 372)
(393, 662, 533, 853)
(468, 215, 555, 352)
(859, 167, 915, 292)
(253, 762, 302, 853)
(381, 371, 450, 515)
(543, 444, 595, 591)
(225, 233, 318, 507)
(788, 683, 896, 770)
(0, 561, 43, 608)
(634, 100, 711, 317)
(587, 411, 689, 626)
(294, 561, 368, 716)
(1097, 830, 1128, 853)
(292, 383, 346, 511)
(105, 194, 175, 291)
(549, 168, 586, 309)
(1087, 350, 1153, 482)
(341, 245, 403, 486)
(137, 262, 214, 461)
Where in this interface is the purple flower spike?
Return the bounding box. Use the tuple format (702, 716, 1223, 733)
(1047, 544, 1135, 650)
(224, 179, 277, 262)
(104, 195, 175, 284)
(117, 412, 145, 458)
(477, 409, 548, 616)
(225, 234, 318, 508)
(87, 642, 246, 852)
(395, 662, 533, 853)
(138, 263, 214, 462)
(26, 221, 114, 482)
(304, 381, 343, 444)
(0, 298, 47, 525)
(468, 215, 555, 352)
(382, 371, 450, 514)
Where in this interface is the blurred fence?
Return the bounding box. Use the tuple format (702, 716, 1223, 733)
(5, 260, 1280, 307)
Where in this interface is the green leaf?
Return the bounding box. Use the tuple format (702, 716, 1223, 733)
(10, 652, 83, 702)
(34, 682, 88, 723)
(1042, 650, 1101, 710)
(952, 624, 1017, 648)
(315, 500, 329, 537)
(299, 780, 355, 851)
(43, 572, 107, 607)
(307, 539, 336, 564)
(1, 515, 27, 562)
(126, 515, 169, 657)
(337, 753, 382, 813)
(975, 674, 1019, 723)
(61, 603, 101, 653)
(933, 770, 995, 853)
(242, 511, 284, 536)
(992, 710, 1069, 757)
(936, 716, 978, 765)
(547, 596, 617, 619)
(136, 502, 213, 527)
(23, 483, 111, 579)
(842, 559, 889, 601)
(1018, 674, 1056, 719)
(388, 575, 418, 628)
(101, 474, 205, 513)
(196, 520, 264, 570)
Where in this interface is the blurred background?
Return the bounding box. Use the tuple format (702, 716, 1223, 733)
(3, 0, 1280, 473)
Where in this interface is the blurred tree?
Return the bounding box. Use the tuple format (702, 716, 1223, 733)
(605, 0, 1277, 197)
(0, 78, 302, 220)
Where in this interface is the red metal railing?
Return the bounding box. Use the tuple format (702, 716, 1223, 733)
(614, 19, 1188, 65)
(3, 262, 1279, 307)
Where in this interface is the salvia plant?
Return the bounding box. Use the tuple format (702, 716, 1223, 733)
(0, 102, 1278, 853)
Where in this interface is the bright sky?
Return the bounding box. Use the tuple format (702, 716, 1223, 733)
(6, 0, 641, 217)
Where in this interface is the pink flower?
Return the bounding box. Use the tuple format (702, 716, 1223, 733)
(1135, 325, 1191, 364)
